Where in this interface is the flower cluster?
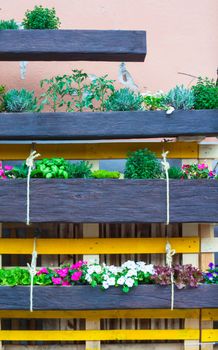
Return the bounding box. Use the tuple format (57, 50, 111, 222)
(151, 264, 203, 289)
(182, 163, 216, 179)
(84, 260, 154, 293)
(203, 262, 218, 284)
(0, 162, 13, 179)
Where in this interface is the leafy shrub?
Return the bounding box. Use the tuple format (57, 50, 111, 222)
(105, 88, 143, 111)
(124, 148, 162, 179)
(3, 89, 37, 112)
(31, 158, 71, 179)
(168, 166, 183, 179)
(0, 19, 19, 30)
(23, 5, 61, 29)
(0, 267, 30, 286)
(151, 264, 203, 289)
(91, 170, 120, 179)
(87, 75, 115, 111)
(68, 161, 92, 178)
(191, 77, 218, 109)
(164, 85, 195, 110)
(143, 92, 167, 110)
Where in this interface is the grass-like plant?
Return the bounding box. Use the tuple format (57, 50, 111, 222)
(0, 19, 19, 30)
(91, 170, 120, 179)
(3, 89, 37, 112)
(164, 85, 195, 110)
(23, 5, 61, 29)
(105, 88, 143, 111)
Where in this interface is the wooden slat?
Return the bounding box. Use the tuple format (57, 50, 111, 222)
(202, 330, 218, 342)
(0, 179, 217, 223)
(0, 110, 217, 140)
(0, 237, 200, 254)
(0, 309, 200, 319)
(201, 237, 218, 253)
(0, 142, 198, 160)
(0, 285, 217, 310)
(0, 30, 146, 62)
(202, 309, 218, 321)
(0, 329, 200, 341)
(3, 345, 185, 350)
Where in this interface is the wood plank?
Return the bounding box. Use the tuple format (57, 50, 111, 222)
(0, 237, 200, 254)
(0, 142, 198, 160)
(201, 237, 218, 253)
(0, 309, 200, 319)
(202, 330, 218, 342)
(0, 179, 217, 223)
(0, 285, 217, 310)
(0, 30, 146, 62)
(0, 329, 200, 341)
(0, 110, 217, 140)
(202, 309, 218, 321)
(3, 345, 185, 350)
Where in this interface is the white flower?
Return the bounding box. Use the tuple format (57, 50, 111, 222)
(108, 277, 116, 286)
(144, 264, 154, 274)
(85, 274, 92, 283)
(102, 281, 109, 289)
(125, 278, 134, 288)
(122, 260, 137, 270)
(94, 265, 102, 274)
(87, 266, 95, 275)
(126, 269, 137, 277)
(108, 265, 118, 275)
(117, 276, 125, 285)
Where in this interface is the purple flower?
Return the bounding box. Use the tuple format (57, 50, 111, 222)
(52, 277, 62, 285)
(37, 267, 49, 275)
(62, 281, 70, 286)
(57, 267, 69, 278)
(208, 262, 214, 269)
(70, 260, 86, 270)
(71, 271, 82, 281)
(4, 165, 13, 171)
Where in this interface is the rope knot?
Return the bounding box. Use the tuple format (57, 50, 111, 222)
(27, 238, 38, 312)
(26, 150, 40, 169)
(26, 150, 40, 226)
(166, 241, 176, 311)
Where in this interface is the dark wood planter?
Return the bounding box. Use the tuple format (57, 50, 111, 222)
(1, 179, 218, 223)
(0, 30, 146, 62)
(0, 110, 217, 140)
(0, 285, 217, 310)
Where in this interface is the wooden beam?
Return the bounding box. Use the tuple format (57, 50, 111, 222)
(0, 309, 200, 319)
(0, 237, 200, 254)
(0, 285, 217, 310)
(202, 330, 218, 342)
(0, 110, 216, 140)
(0, 179, 217, 223)
(0, 142, 198, 160)
(0, 30, 146, 62)
(3, 345, 185, 350)
(0, 329, 200, 341)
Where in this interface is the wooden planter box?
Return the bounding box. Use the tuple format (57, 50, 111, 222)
(0, 285, 217, 310)
(0, 29, 146, 62)
(1, 179, 218, 223)
(0, 110, 217, 140)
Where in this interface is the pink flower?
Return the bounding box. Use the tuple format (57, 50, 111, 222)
(4, 165, 13, 171)
(70, 260, 86, 270)
(0, 170, 5, 177)
(198, 163, 208, 170)
(62, 281, 70, 286)
(37, 267, 49, 275)
(182, 164, 190, 169)
(71, 271, 82, 281)
(52, 277, 62, 285)
(209, 171, 215, 178)
(57, 267, 69, 278)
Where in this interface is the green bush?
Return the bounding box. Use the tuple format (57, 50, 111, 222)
(68, 161, 92, 178)
(164, 85, 195, 110)
(105, 88, 143, 111)
(191, 77, 218, 109)
(124, 148, 162, 179)
(167, 166, 183, 179)
(91, 170, 120, 179)
(0, 85, 6, 112)
(23, 5, 61, 29)
(3, 89, 37, 112)
(143, 93, 167, 110)
(0, 19, 19, 30)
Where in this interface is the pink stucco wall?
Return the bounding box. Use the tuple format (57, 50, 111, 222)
(0, 0, 217, 95)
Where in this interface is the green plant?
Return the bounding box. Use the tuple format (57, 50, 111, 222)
(3, 89, 37, 112)
(32, 158, 71, 179)
(88, 75, 115, 111)
(167, 166, 183, 179)
(91, 170, 120, 179)
(68, 161, 92, 178)
(164, 85, 195, 110)
(124, 148, 162, 179)
(23, 5, 60, 29)
(182, 163, 215, 179)
(0, 267, 30, 286)
(191, 77, 218, 109)
(105, 88, 143, 111)
(0, 85, 6, 112)
(0, 19, 19, 30)
(143, 92, 167, 111)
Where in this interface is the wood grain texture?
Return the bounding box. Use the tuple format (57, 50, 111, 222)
(0, 30, 146, 62)
(0, 179, 217, 223)
(0, 110, 217, 140)
(0, 285, 217, 310)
